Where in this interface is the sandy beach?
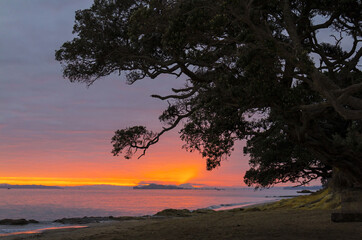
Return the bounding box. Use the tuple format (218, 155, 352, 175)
(1, 208, 361, 240)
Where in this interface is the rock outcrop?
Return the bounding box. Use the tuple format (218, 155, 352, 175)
(0, 219, 39, 225)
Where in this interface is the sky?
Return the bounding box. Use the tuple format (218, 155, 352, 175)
(0, 0, 252, 187)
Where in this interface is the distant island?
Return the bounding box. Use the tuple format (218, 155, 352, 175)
(283, 186, 322, 190)
(133, 183, 223, 190)
(133, 183, 183, 190)
(0, 184, 62, 189)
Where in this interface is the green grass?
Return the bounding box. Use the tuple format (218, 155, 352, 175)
(245, 188, 341, 211)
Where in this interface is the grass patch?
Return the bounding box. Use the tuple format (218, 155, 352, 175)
(258, 188, 341, 211)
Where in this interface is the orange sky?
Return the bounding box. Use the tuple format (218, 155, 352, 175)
(0, 1, 291, 188)
(0, 128, 250, 187)
(0, 1, 326, 188)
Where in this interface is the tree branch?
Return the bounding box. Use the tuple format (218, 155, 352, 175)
(137, 110, 195, 158)
(151, 87, 197, 100)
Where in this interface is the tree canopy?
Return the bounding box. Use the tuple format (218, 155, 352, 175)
(56, 0, 362, 188)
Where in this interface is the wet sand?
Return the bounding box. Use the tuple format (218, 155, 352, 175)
(2, 208, 361, 240)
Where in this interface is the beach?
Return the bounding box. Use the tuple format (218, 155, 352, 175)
(1, 189, 361, 239)
(2, 208, 361, 240)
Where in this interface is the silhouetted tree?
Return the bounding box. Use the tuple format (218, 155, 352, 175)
(56, 0, 362, 188)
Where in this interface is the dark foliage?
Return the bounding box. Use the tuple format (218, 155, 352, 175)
(56, 0, 362, 188)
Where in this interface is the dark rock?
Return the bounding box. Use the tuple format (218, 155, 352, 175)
(53, 216, 145, 224)
(297, 190, 313, 194)
(54, 217, 109, 224)
(28, 219, 39, 224)
(193, 209, 215, 214)
(0, 219, 39, 225)
(154, 209, 192, 217)
(111, 216, 145, 221)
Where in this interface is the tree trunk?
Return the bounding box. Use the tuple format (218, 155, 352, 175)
(306, 140, 362, 188)
(331, 187, 362, 222)
(307, 144, 362, 222)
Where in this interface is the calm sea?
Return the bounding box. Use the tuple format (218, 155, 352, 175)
(0, 187, 301, 221)
(0, 187, 311, 236)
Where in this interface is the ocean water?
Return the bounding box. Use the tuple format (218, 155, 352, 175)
(0, 187, 302, 221)
(0, 187, 305, 236)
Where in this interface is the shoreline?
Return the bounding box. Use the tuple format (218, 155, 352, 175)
(0, 190, 341, 239)
(0, 199, 280, 238)
(1, 191, 361, 240)
(1, 208, 361, 240)
(0, 226, 88, 238)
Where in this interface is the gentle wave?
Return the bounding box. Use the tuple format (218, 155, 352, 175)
(0, 188, 301, 221)
(0, 224, 87, 237)
(207, 202, 253, 210)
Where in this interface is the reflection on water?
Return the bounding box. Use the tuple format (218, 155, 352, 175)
(0, 225, 87, 237)
(0, 188, 296, 221)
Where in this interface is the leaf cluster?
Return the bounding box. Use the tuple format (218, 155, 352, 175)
(56, 0, 362, 187)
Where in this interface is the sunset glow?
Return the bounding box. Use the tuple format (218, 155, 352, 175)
(0, 177, 139, 187)
(0, 129, 250, 186)
(0, 0, 252, 188)
(0, 167, 198, 187)
(142, 166, 199, 184)
(0, 162, 200, 186)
